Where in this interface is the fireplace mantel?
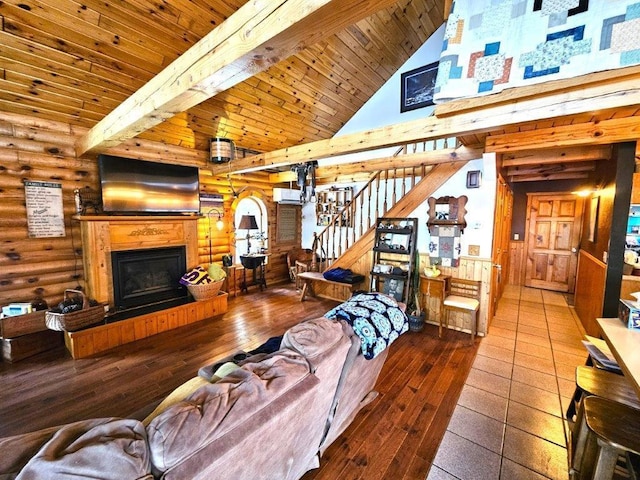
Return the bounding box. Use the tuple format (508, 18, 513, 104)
(76, 215, 200, 306)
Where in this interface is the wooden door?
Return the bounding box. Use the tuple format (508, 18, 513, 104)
(524, 193, 584, 292)
(490, 175, 513, 319)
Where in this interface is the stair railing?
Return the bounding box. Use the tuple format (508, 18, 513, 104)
(310, 137, 460, 272)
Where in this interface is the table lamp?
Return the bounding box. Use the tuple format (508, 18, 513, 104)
(239, 214, 258, 254)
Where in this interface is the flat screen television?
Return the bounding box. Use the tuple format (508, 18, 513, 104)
(98, 154, 200, 214)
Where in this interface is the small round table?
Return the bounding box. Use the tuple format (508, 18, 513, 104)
(240, 255, 267, 292)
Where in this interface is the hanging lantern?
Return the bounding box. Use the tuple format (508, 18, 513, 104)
(210, 137, 236, 164)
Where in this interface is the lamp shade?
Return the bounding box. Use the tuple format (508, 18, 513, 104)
(210, 137, 236, 164)
(239, 214, 259, 230)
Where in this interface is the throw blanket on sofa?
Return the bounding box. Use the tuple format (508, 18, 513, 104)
(324, 293, 408, 359)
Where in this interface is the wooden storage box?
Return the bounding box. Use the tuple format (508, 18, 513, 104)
(1, 329, 64, 362)
(0, 310, 47, 338)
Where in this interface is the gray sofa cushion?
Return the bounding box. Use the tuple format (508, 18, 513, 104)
(146, 350, 313, 474)
(281, 316, 347, 368)
(9, 418, 151, 480)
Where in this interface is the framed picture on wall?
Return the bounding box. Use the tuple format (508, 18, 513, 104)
(400, 61, 439, 112)
(383, 278, 404, 302)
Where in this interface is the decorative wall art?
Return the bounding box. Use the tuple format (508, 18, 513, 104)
(428, 225, 462, 267)
(466, 170, 482, 188)
(434, 0, 640, 103)
(400, 61, 439, 112)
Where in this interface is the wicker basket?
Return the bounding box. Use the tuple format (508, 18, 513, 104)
(187, 279, 224, 301)
(45, 289, 105, 332)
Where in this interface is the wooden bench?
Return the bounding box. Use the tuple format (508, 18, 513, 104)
(297, 271, 363, 302)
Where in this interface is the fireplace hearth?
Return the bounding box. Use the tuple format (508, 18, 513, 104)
(68, 216, 227, 358)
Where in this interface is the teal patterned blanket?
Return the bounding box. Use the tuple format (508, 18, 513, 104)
(325, 293, 408, 359)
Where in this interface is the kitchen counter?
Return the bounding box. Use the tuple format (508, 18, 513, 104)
(597, 318, 640, 399)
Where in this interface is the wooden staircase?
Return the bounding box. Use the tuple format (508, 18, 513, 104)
(308, 140, 472, 299)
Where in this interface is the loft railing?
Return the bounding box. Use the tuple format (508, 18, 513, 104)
(311, 137, 459, 272)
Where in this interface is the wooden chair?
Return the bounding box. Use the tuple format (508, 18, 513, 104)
(442, 278, 481, 345)
(286, 248, 316, 289)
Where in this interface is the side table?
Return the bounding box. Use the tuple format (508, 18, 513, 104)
(240, 255, 267, 292)
(419, 274, 450, 323)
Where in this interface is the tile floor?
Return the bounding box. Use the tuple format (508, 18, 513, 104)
(427, 284, 588, 480)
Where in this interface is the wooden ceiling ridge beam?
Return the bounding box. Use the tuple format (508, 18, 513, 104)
(268, 144, 482, 183)
(214, 75, 640, 175)
(75, 0, 401, 157)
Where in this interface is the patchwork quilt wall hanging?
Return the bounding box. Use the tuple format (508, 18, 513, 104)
(434, 0, 640, 102)
(428, 225, 462, 267)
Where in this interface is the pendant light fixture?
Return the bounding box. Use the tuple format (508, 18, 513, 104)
(210, 137, 236, 164)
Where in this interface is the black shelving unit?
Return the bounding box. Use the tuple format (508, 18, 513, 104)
(369, 217, 418, 305)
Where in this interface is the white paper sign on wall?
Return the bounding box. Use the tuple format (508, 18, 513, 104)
(24, 181, 66, 238)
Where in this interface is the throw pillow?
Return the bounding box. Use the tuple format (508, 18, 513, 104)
(179, 265, 211, 286)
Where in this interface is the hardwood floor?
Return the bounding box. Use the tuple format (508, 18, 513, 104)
(0, 283, 476, 479)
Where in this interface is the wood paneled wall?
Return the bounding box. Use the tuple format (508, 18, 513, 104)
(574, 250, 606, 337)
(419, 254, 493, 336)
(0, 112, 293, 310)
(508, 241, 526, 285)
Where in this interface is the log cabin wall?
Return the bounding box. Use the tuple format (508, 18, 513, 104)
(0, 111, 293, 309)
(0, 113, 94, 309)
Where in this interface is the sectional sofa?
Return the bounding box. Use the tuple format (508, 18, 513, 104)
(0, 293, 408, 479)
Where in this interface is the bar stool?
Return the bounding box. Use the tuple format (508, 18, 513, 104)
(570, 396, 640, 480)
(566, 366, 640, 429)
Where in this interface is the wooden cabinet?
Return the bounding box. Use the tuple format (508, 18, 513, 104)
(369, 218, 418, 305)
(419, 274, 450, 323)
(316, 187, 353, 227)
(632, 173, 640, 204)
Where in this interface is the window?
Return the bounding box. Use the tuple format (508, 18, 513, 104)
(234, 197, 268, 263)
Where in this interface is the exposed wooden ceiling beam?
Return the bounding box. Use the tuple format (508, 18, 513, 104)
(212, 73, 640, 174)
(435, 65, 640, 118)
(487, 116, 640, 153)
(268, 145, 482, 183)
(501, 145, 612, 167)
(509, 172, 590, 182)
(75, 0, 400, 157)
(505, 162, 596, 177)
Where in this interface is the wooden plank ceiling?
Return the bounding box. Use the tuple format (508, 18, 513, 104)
(1, 0, 637, 185)
(0, 0, 445, 154)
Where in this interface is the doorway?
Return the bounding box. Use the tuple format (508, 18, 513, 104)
(489, 174, 513, 319)
(523, 193, 584, 293)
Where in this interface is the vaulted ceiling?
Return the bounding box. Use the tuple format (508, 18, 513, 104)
(2, 0, 638, 186)
(0, 0, 446, 154)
